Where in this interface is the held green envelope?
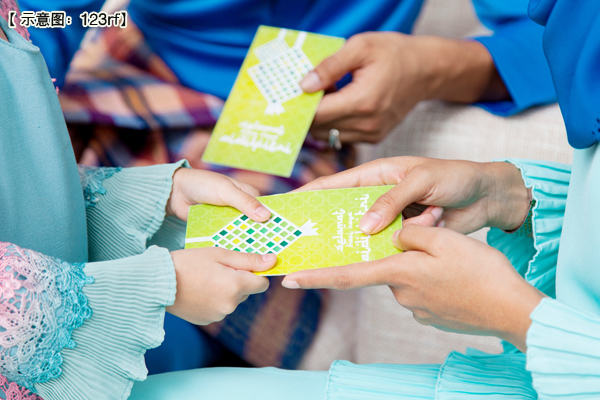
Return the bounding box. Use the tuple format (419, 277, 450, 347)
(185, 186, 403, 276)
(201, 26, 346, 177)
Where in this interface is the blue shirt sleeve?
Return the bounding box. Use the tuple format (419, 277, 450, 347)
(471, 0, 557, 116)
(19, 0, 105, 86)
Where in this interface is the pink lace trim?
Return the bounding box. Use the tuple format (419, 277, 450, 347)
(0, 375, 41, 400)
(0, 243, 44, 399)
(0, 0, 30, 41)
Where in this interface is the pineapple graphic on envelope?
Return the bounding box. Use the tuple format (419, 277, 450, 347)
(185, 187, 403, 276)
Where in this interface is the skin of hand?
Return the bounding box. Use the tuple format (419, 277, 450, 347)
(300, 32, 508, 144)
(0, 27, 7, 42)
(166, 168, 271, 223)
(167, 248, 275, 325)
(298, 157, 530, 236)
(282, 224, 545, 352)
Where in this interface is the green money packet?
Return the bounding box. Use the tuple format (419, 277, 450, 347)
(201, 26, 345, 177)
(185, 186, 403, 276)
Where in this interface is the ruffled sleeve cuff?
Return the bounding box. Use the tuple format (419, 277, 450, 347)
(526, 298, 600, 398)
(35, 245, 177, 400)
(486, 159, 571, 297)
(84, 160, 190, 262)
(325, 360, 438, 400)
(435, 349, 536, 399)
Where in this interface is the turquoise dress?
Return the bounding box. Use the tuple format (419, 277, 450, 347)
(133, 0, 600, 397)
(0, 15, 189, 399)
(2, 0, 600, 398)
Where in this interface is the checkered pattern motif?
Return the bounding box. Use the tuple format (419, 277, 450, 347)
(56, 19, 353, 371)
(248, 47, 312, 112)
(254, 36, 289, 62)
(210, 214, 302, 254)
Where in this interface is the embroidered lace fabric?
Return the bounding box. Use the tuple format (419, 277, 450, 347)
(0, 0, 30, 41)
(0, 375, 41, 400)
(78, 165, 121, 207)
(0, 243, 93, 393)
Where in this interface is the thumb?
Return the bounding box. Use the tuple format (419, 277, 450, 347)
(220, 181, 271, 223)
(359, 173, 430, 234)
(300, 38, 366, 93)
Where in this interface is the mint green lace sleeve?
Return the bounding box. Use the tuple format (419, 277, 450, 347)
(35, 245, 176, 400)
(78, 161, 190, 262)
(486, 159, 572, 298)
(0, 242, 176, 400)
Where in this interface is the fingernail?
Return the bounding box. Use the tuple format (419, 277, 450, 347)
(430, 207, 443, 221)
(359, 212, 382, 233)
(255, 206, 270, 219)
(262, 253, 277, 263)
(437, 220, 446, 228)
(392, 229, 400, 241)
(282, 280, 300, 289)
(300, 71, 322, 92)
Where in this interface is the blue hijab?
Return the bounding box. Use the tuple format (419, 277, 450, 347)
(529, 0, 600, 149)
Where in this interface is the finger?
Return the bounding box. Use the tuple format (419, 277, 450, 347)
(229, 177, 261, 198)
(310, 128, 382, 144)
(402, 206, 443, 228)
(300, 38, 367, 93)
(391, 224, 444, 255)
(216, 249, 278, 272)
(295, 159, 393, 192)
(312, 87, 364, 125)
(219, 181, 271, 222)
(359, 172, 430, 234)
(235, 271, 270, 295)
(402, 203, 429, 219)
(312, 113, 385, 133)
(282, 258, 394, 290)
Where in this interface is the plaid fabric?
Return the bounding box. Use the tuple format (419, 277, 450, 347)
(60, 20, 354, 370)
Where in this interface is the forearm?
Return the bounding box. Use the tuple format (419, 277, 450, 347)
(423, 37, 509, 104)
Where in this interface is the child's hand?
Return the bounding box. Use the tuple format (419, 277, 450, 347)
(166, 169, 271, 222)
(167, 248, 275, 325)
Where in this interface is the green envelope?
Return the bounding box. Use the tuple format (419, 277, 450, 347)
(201, 26, 345, 177)
(185, 186, 403, 276)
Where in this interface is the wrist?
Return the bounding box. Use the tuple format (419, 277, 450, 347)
(424, 38, 506, 103)
(482, 162, 531, 231)
(496, 285, 545, 352)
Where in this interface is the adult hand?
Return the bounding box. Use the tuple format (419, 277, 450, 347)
(167, 248, 275, 325)
(282, 225, 544, 351)
(301, 32, 507, 144)
(299, 157, 530, 235)
(166, 168, 271, 222)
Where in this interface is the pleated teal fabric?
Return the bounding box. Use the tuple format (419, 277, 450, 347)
(487, 159, 572, 298)
(527, 298, 600, 399)
(35, 246, 177, 400)
(0, 14, 184, 397)
(435, 350, 536, 399)
(326, 361, 439, 399)
(85, 161, 189, 262)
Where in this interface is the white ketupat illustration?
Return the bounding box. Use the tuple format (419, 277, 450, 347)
(185, 209, 319, 255)
(247, 29, 313, 116)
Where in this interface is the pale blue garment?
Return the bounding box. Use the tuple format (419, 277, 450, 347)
(0, 14, 87, 264)
(129, 150, 599, 400)
(0, 16, 189, 399)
